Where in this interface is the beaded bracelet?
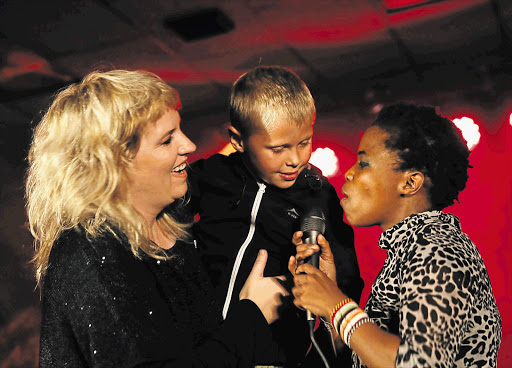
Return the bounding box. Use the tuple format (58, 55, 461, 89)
(346, 317, 371, 349)
(339, 300, 358, 317)
(338, 301, 358, 320)
(329, 298, 352, 326)
(343, 311, 368, 344)
(336, 307, 363, 333)
(339, 308, 364, 338)
(331, 300, 355, 328)
(332, 301, 358, 333)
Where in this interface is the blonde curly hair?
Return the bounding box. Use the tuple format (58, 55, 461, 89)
(26, 69, 190, 286)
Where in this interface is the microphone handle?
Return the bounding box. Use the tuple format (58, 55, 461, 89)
(302, 230, 321, 321)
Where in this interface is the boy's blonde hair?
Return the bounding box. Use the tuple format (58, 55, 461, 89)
(26, 69, 190, 285)
(229, 66, 316, 137)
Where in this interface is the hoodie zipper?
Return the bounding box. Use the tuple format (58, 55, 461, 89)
(222, 182, 266, 319)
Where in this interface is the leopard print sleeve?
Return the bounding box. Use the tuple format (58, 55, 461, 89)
(358, 211, 501, 368)
(396, 222, 478, 367)
(394, 216, 501, 367)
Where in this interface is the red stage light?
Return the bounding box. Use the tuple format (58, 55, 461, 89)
(452, 116, 481, 151)
(309, 147, 339, 177)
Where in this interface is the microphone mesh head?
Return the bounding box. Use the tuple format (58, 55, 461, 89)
(300, 207, 326, 233)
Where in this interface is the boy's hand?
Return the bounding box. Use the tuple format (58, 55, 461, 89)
(289, 231, 337, 285)
(240, 249, 288, 324)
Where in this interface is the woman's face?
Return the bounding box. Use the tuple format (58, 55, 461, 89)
(126, 109, 196, 217)
(341, 126, 407, 231)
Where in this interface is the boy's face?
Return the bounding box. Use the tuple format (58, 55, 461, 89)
(232, 120, 313, 189)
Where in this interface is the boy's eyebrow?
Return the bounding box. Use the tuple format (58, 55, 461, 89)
(266, 136, 312, 149)
(358, 150, 367, 155)
(266, 143, 289, 149)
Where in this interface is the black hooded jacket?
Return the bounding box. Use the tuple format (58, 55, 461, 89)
(187, 152, 364, 366)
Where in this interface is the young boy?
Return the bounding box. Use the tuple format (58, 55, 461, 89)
(187, 66, 364, 366)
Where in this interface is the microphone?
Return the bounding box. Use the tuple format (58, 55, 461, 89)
(300, 207, 326, 322)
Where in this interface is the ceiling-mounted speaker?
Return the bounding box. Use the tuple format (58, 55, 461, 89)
(163, 7, 235, 42)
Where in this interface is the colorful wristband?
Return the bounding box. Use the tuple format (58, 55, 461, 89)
(343, 311, 368, 344)
(346, 317, 371, 348)
(333, 302, 358, 333)
(330, 298, 352, 326)
(339, 307, 364, 337)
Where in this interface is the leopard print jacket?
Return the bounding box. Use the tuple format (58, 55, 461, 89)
(354, 211, 502, 368)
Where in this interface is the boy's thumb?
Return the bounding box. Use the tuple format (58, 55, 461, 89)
(249, 249, 268, 278)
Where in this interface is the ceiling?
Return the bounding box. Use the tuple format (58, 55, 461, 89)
(1, 0, 512, 158)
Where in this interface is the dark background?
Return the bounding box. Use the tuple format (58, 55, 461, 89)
(1, 0, 511, 366)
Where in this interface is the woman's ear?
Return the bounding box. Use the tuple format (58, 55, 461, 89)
(228, 125, 245, 153)
(400, 171, 425, 197)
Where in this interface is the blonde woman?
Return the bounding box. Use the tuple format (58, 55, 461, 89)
(27, 69, 287, 367)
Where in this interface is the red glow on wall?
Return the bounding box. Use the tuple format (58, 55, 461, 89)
(387, 0, 477, 24)
(282, 13, 385, 44)
(382, 0, 440, 11)
(154, 69, 202, 83)
(152, 67, 247, 84)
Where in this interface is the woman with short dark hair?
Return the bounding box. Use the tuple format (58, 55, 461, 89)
(290, 103, 502, 367)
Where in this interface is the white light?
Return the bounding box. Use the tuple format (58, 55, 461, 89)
(452, 117, 481, 151)
(509, 112, 512, 127)
(309, 147, 339, 177)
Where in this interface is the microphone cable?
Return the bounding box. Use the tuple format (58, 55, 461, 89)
(308, 318, 330, 368)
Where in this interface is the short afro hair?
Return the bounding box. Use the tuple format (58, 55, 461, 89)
(372, 103, 471, 210)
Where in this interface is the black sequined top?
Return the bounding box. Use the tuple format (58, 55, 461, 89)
(39, 227, 271, 367)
